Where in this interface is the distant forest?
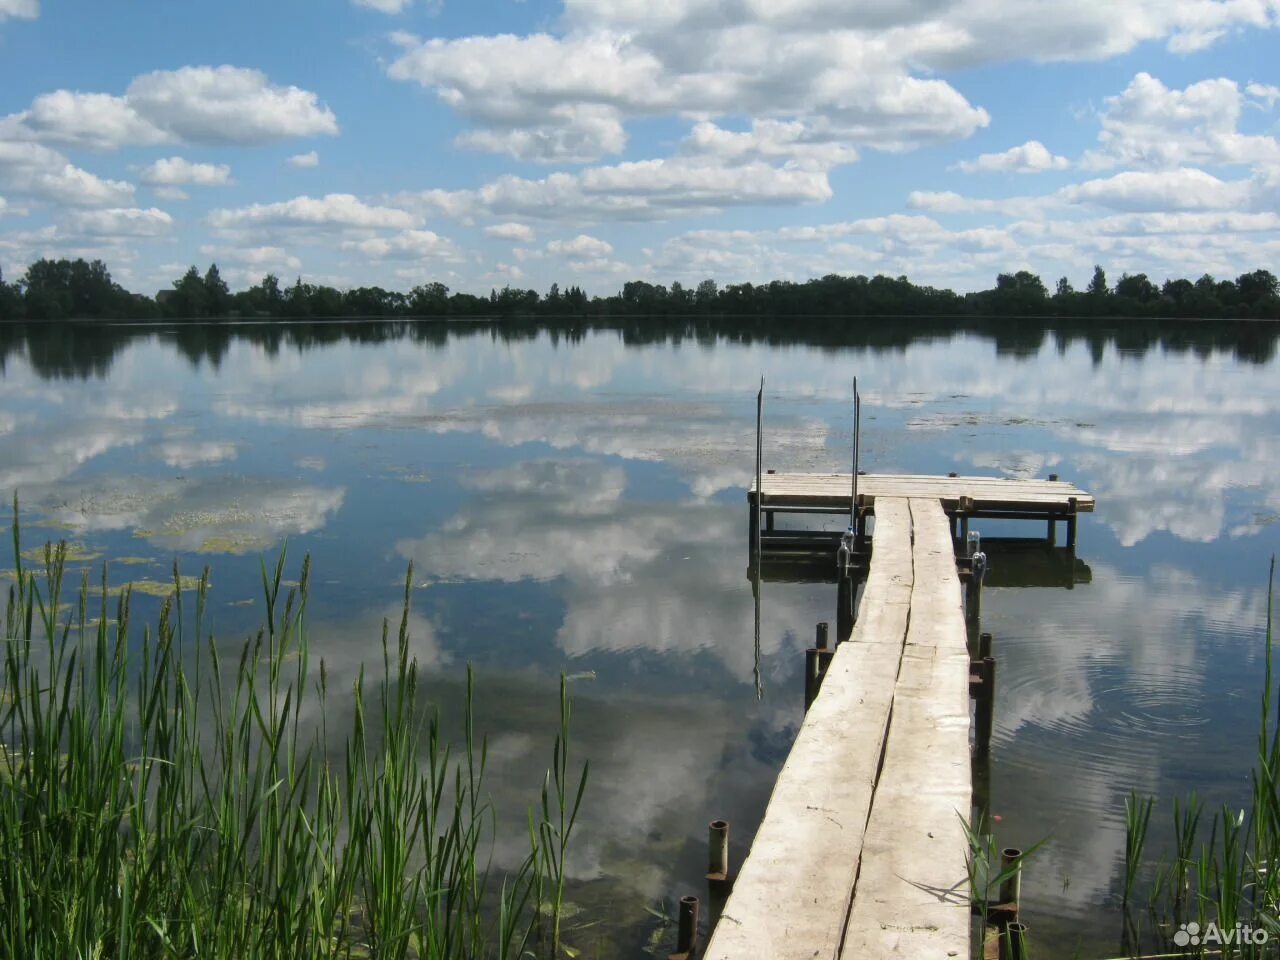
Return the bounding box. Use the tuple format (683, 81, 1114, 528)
(1, 257, 1278, 322)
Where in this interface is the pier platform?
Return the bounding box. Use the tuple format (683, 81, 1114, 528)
(705, 471, 1095, 959)
(749, 471, 1095, 549)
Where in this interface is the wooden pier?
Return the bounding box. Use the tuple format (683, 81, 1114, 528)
(703, 472, 1095, 960)
(749, 472, 1095, 550)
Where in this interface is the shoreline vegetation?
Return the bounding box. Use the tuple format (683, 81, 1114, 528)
(0, 506, 588, 959)
(1, 257, 1279, 324)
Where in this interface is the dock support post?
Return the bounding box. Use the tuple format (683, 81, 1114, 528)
(836, 570, 854, 643)
(979, 631, 993, 661)
(965, 567, 982, 629)
(804, 648, 819, 711)
(669, 895, 699, 960)
(976, 656, 996, 756)
(1047, 516, 1056, 545)
(706, 819, 730, 937)
(707, 819, 730, 883)
(805, 623, 834, 710)
(999, 847, 1023, 914)
(1066, 497, 1078, 549)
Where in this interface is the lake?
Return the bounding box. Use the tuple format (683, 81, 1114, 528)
(1, 318, 1277, 958)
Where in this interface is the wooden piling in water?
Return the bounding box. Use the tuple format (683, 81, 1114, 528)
(975, 656, 996, 755)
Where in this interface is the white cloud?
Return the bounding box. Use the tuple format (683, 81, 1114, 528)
(21, 90, 166, 150)
(456, 104, 627, 163)
(208, 193, 419, 231)
(140, 156, 232, 187)
(353, 0, 411, 11)
(484, 221, 536, 242)
(0, 0, 37, 21)
(907, 189, 1056, 218)
(387, 27, 989, 163)
(1061, 168, 1252, 212)
(957, 140, 1070, 173)
(71, 207, 174, 237)
(199, 244, 302, 271)
(1084, 73, 1280, 170)
(126, 66, 338, 145)
(685, 120, 860, 171)
(343, 229, 462, 261)
(1247, 81, 1280, 109)
(32, 164, 135, 208)
(10, 66, 338, 150)
(287, 150, 320, 168)
(0, 139, 136, 208)
(547, 234, 613, 257)
(472, 157, 834, 221)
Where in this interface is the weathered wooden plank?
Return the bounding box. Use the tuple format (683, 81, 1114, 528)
(702, 499, 915, 960)
(748, 472, 1095, 513)
(839, 499, 972, 960)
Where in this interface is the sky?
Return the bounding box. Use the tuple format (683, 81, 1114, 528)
(0, 0, 1278, 297)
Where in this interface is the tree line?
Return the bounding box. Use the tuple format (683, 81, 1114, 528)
(1, 258, 1277, 322)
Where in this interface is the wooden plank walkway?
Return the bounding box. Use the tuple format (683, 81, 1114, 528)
(750, 472, 1095, 514)
(704, 498, 971, 960)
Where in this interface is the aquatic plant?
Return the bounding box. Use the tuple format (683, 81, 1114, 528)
(1124, 559, 1279, 959)
(0, 500, 586, 959)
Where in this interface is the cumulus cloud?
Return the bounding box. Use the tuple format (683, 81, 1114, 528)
(287, 150, 320, 168)
(484, 222, 536, 242)
(71, 207, 174, 237)
(0, 139, 137, 208)
(208, 193, 419, 231)
(342, 229, 463, 261)
(1247, 82, 1280, 109)
(199, 244, 302, 272)
(957, 140, 1070, 173)
(140, 156, 232, 187)
(387, 26, 989, 163)
(10, 66, 338, 150)
(0, 0, 37, 21)
(390, 156, 834, 224)
(1061, 168, 1253, 212)
(384, 0, 1277, 171)
(1084, 73, 1280, 170)
(547, 234, 613, 257)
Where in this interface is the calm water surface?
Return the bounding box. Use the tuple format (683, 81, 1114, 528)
(2, 320, 1277, 958)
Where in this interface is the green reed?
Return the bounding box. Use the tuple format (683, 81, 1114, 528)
(1123, 559, 1279, 958)
(0, 502, 586, 959)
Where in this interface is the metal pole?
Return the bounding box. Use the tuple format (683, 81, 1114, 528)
(747, 376, 757, 555)
(707, 820, 730, 882)
(851, 377, 860, 526)
(671, 895, 699, 959)
(753, 377, 764, 702)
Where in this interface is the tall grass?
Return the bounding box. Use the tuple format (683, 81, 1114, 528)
(0, 504, 586, 959)
(1124, 559, 1279, 958)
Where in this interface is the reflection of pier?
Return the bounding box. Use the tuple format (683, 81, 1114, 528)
(704, 472, 1095, 960)
(756, 538, 1092, 589)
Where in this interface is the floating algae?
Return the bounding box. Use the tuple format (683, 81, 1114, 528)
(111, 576, 205, 598)
(20, 542, 101, 564)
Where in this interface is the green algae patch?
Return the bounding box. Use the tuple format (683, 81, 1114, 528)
(111, 576, 205, 598)
(21, 542, 101, 564)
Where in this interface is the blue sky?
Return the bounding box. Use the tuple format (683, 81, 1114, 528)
(0, 0, 1278, 296)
